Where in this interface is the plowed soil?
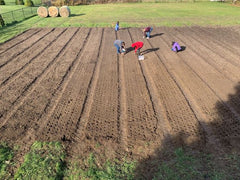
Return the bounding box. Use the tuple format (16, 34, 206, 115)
(1, 26, 240, 172)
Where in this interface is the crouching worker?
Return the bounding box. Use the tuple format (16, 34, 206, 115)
(171, 41, 182, 53)
(114, 40, 126, 55)
(143, 27, 153, 39)
(131, 41, 144, 56)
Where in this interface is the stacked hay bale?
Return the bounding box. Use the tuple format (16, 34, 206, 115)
(37, 6, 48, 18)
(59, 6, 71, 17)
(37, 6, 70, 18)
(48, 6, 59, 17)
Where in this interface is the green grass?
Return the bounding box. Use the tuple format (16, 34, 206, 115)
(0, 141, 240, 179)
(0, 143, 13, 179)
(2, 0, 41, 5)
(0, 2, 240, 42)
(151, 148, 240, 180)
(14, 141, 66, 180)
(0, 5, 26, 13)
(65, 153, 136, 180)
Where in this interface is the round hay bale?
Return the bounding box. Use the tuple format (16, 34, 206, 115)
(48, 6, 59, 17)
(59, 6, 71, 17)
(37, 6, 48, 18)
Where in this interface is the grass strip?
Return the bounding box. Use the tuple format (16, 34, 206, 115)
(14, 141, 65, 180)
(0, 142, 13, 179)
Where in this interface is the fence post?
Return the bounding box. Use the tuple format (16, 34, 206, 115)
(11, 11, 15, 21)
(0, 14, 5, 27)
(22, 8, 25, 18)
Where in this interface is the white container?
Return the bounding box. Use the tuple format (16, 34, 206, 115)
(138, 55, 144, 60)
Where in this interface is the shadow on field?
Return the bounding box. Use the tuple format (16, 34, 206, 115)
(151, 33, 164, 38)
(134, 82, 240, 179)
(141, 47, 159, 55)
(71, 13, 86, 17)
(125, 47, 135, 54)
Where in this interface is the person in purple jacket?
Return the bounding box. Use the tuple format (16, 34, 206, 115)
(171, 41, 182, 53)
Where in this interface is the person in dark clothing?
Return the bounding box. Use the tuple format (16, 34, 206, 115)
(143, 27, 153, 39)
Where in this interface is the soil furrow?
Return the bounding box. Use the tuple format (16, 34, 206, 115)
(72, 28, 104, 142)
(131, 28, 205, 147)
(126, 29, 161, 142)
(0, 28, 57, 86)
(164, 27, 240, 119)
(81, 28, 119, 142)
(12, 28, 93, 159)
(154, 27, 240, 147)
(0, 28, 54, 69)
(115, 31, 129, 152)
(173, 28, 239, 83)
(0, 28, 77, 131)
(0, 28, 66, 120)
(196, 26, 240, 52)
(174, 27, 240, 82)
(34, 28, 96, 142)
(185, 26, 240, 65)
(0, 28, 39, 54)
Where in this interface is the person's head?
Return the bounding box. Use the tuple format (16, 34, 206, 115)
(121, 42, 125, 48)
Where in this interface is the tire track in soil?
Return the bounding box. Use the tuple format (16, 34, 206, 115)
(67, 28, 106, 157)
(0, 28, 54, 69)
(115, 31, 128, 152)
(231, 26, 240, 36)
(0, 28, 55, 86)
(71, 28, 125, 160)
(131, 28, 205, 148)
(0, 28, 41, 54)
(196, 26, 240, 53)
(0, 28, 66, 120)
(185, 26, 240, 66)
(68, 28, 123, 159)
(203, 26, 240, 48)
(174, 27, 240, 82)
(35, 28, 97, 142)
(155, 27, 240, 148)
(165, 27, 240, 121)
(0, 28, 78, 131)
(172, 27, 239, 84)
(122, 29, 164, 152)
(13, 28, 93, 160)
(80, 28, 119, 142)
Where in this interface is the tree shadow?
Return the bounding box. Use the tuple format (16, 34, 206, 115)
(150, 33, 164, 38)
(133, 82, 240, 179)
(141, 47, 159, 55)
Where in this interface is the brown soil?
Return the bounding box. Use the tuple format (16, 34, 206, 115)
(1, 26, 240, 176)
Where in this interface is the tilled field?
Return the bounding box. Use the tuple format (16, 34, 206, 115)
(1, 26, 240, 167)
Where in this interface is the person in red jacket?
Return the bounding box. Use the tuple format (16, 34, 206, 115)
(131, 41, 144, 56)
